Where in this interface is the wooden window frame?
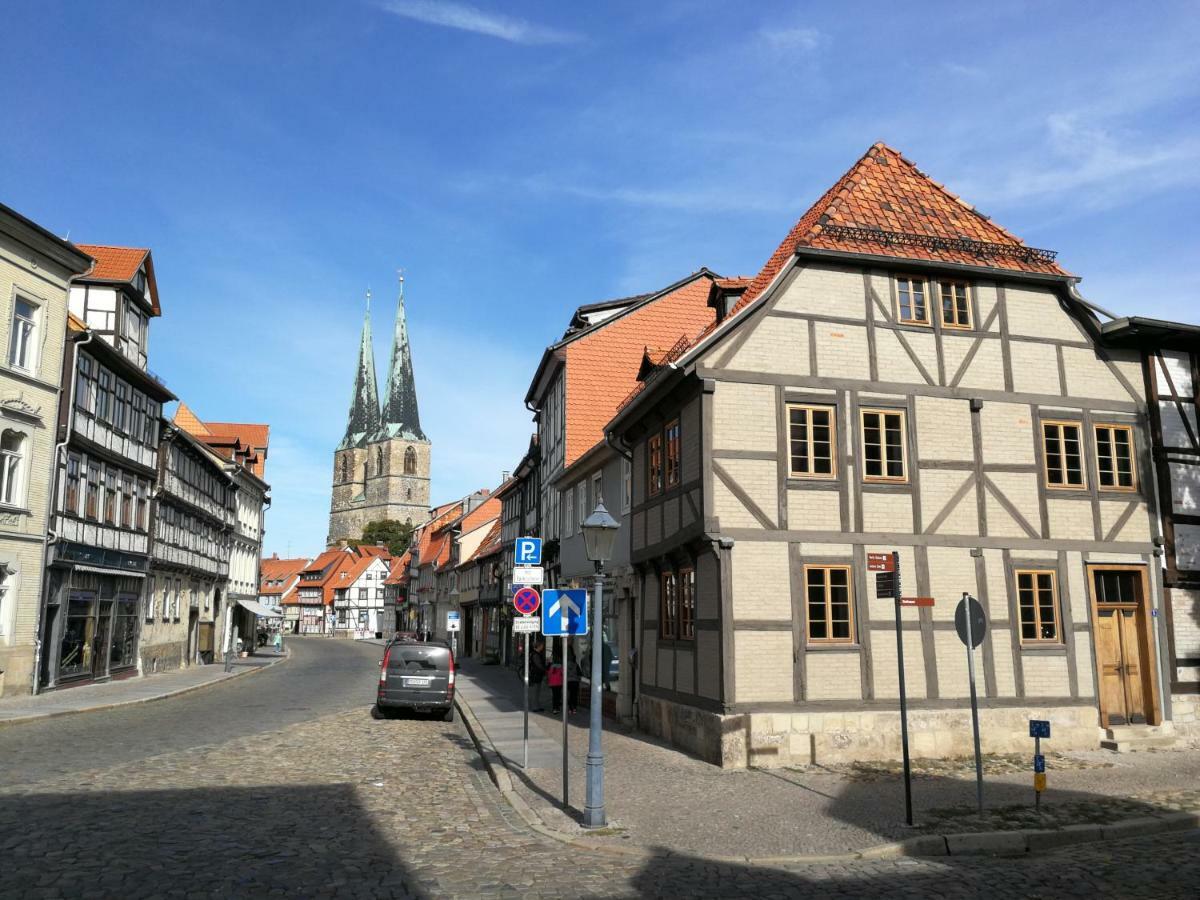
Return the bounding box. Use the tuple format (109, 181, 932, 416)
(1041, 420, 1087, 490)
(679, 567, 695, 641)
(1015, 569, 1062, 644)
(659, 570, 678, 639)
(804, 564, 855, 644)
(895, 276, 930, 326)
(664, 419, 681, 489)
(1093, 423, 1138, 493)
(938, 280, 973, 330)
(787, 403, 838, 479)
(859, 408, 908, 484)
(648, 433, 664, 497)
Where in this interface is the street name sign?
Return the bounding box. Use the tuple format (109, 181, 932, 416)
(867, 552, 895, 572)
(876, 571, 898, 599)
(512, 565, 544, 585)
(512, 586, 541, 616)
(512, 616, 540, 634)
(541, 589, 588, 636)
(446, 610, 461, 633)
(515, 537, 542, 565)
(900, 597, 935, 608)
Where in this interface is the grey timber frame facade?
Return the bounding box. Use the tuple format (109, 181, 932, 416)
(609, 254, 1171, 767)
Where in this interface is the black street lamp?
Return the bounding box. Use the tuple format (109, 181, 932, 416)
(581, 498, 619, 829)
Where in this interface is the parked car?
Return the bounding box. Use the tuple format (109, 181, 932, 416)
(374, 638, 455, 721)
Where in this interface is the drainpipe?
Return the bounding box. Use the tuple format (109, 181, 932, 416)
(33, 319, 95, 694)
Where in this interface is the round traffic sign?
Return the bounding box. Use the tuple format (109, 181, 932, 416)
(513, 586, 540, 616)
(955, 595, 987, 649)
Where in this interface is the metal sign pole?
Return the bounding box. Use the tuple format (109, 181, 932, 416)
(523, 631, 530, 769)
(1035, 734, 1041, 811)
(561, 634, 569, 809)
(963, 592, 984, 814)
(892, 550, 914, 826)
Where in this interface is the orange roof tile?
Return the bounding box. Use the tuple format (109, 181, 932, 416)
(173, 405, 269, 478)
(174, 402, 212, 438)
(459, 495, 500, 533)
(259, 555, 310, 597)
(733, 143, 1068, 318)
(564, 273, 717, 465)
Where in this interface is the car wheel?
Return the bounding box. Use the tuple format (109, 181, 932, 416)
(371, 704, 391, 720)
(441, 706, 455, 723)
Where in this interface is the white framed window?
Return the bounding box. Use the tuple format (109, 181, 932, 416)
(563, 488, 573, 537)
(577, 481, 586, 527)
(622, 458, 631, 514)
(8, 296, 39, 372)
(591, 471, 603, 509)
(0, 429, 26, 507)
(0, 564, 14, 637)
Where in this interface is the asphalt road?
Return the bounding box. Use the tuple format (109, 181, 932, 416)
(0, 636, 383, 788)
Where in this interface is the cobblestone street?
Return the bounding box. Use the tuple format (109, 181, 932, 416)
(0, 638, 1197, 898)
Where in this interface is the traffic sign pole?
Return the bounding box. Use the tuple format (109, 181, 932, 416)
(523, 631, 530, 769)
(561, 634, 569, 810)
(963, 592, 984, 814)
(892, 550, 914, 826)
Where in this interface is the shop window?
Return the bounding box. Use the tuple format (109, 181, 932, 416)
(939, 281, 972, 329)
(896, 276, 929, 325)
(861, 408, 907, 482)
(787, 404, 837, 478)
(805, 565, 854, 643)
(1042, 421, 1085, 489)
(1094, 423, 1136, 491)
(0, 429, 26, 507)
(110, 597, 139, 669)
(59, 594, 96, 679)
(1016, 570, 1060, 643)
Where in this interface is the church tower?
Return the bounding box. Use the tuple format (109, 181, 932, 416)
(327, 276, 432, 545)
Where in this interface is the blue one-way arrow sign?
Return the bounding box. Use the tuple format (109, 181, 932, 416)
(541, 589, 588, 636)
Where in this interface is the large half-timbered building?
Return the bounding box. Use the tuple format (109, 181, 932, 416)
(607, 144, 1176, 766)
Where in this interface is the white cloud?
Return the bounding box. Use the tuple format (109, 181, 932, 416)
(761, 26, 825, 52)
(378, 0, 579, 45)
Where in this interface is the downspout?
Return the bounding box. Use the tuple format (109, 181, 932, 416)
(33, 318, 95, 694)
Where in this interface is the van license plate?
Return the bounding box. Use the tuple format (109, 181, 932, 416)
(404, 677, 432, 687)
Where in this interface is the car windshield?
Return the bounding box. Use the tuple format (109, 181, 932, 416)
(393, 649, 440, 670)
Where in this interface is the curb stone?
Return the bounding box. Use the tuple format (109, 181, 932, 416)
(453, 689, 1200, 866)
(0, 648, 289, 730)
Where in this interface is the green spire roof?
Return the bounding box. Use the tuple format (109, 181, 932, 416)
(339, 299, 381, 450)
(377, 273, 426, 442)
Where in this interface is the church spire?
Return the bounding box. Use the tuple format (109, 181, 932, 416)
(378, 270, 426, 441)
(339, 296, 381, 449)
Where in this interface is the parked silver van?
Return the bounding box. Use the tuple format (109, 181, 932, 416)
(374, 639, 455, 721)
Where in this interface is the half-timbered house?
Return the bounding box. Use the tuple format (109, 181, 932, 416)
(606, 143, 1174, 766)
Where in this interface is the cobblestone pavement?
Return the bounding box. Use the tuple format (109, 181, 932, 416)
(0, 637, 379, 787)
(0, 640, 1196, 898)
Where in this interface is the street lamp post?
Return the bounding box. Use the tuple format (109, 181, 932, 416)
(581, 499, 619, 830)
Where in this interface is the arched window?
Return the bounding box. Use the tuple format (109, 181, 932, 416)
(0, 429, 25, 506)
(404, 446, 417, 475)
(376, 446, 384, 475)
(340, 455, 349, 481)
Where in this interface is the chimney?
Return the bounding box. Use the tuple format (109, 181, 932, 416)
(501, 470, 510, 483)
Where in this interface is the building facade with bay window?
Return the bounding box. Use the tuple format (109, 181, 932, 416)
(40, 245, 173, 690)
(0, 203, 92, 697)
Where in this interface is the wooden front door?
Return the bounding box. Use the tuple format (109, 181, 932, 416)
(1090, 566, 1158, 727)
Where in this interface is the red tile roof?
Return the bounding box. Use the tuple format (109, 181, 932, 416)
(75, 244, 147, 283)
(259, 555, 310, 598)
(733, 143, 1068, 318)
(564, 273, 717, 466)
(173, 405, 270, 479)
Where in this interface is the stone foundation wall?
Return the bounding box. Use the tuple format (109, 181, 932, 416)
(1172, 693, 1200, 740)
(639, 693, 1102, 768)
(139, 642, 184, 675)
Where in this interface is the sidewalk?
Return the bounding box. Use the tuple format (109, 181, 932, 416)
(0, 649, 285, 727)
(455, 658, 1200, 859)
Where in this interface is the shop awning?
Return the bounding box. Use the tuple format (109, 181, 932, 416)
(238, 598, 283, 618)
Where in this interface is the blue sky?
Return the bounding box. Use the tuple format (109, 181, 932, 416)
(2, 1, 1197, 557)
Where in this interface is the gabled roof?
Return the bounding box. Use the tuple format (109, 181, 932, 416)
(384, 551, 411, 586)
(260, 555, 310, 599)
(74, 244, 162, 316)
(562, 271, 718, 465)
(732, 142, 1068, 318)
(174, 404, 270, 479)
(463, 520, 502, 565)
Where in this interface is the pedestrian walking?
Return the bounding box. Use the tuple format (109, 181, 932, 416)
(529, 637, 547, 711)
(272, 630, 283, 654)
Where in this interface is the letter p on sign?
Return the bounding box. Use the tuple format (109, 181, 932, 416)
(515, 537, 542, 565)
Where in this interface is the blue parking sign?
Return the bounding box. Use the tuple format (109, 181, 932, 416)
(515, 537, 542, 565)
